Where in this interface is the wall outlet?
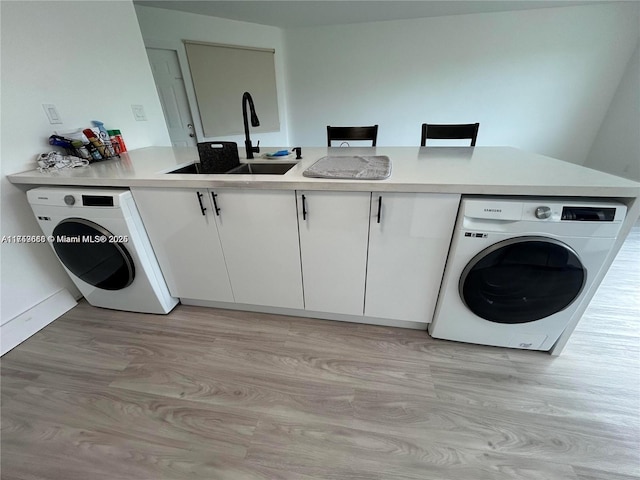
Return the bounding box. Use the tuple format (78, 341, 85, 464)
(42, 104, 62, 124)
(131, 104, 147, 121)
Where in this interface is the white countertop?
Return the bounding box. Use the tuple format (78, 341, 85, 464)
(7, 146, 640, 197)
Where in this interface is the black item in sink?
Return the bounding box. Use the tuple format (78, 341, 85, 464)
(197, 142, 240, 173)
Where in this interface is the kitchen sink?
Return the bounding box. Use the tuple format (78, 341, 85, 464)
(166, 163, 204, 174)
(164, 162, 297, 175)
(225, 163, 297, 175)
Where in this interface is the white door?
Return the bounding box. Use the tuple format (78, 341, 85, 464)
(146, 48, 197, 147)
(131, 188, 234, 302)
(212, 189, 304, 309)
(297, 191, 371, 315)
(365, 193, 460, 323)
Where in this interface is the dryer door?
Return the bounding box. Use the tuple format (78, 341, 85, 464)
(459, 236, 586, 324)
(52, 218, 135, 290)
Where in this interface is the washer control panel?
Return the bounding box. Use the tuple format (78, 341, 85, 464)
(462, 198, 626, 236)
(27, 188, 127, 208)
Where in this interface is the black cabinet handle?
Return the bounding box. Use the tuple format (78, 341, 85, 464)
(196, 191, 207, 216)
(211, 192, 221, 216)
(377, 195, 382, 224)
(301, 194, 307, 220)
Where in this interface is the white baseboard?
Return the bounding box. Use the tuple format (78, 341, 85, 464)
(1, 289, 77, 356)
(179, 298, 429, 330)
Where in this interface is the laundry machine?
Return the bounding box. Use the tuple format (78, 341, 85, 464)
(429, 196, 627, 351)
(27, 187, 178, 314)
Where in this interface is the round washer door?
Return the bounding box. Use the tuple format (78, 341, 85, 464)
(52, 218, 135, 290)
(459, 236, 586, 324)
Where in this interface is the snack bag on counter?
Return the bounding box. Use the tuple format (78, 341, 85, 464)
(107, 129, 127, 153)
(36, 151, 89, 172)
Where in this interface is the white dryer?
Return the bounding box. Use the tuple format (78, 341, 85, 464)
(429, 197, 627, 351)
(28, 187, 178, 314)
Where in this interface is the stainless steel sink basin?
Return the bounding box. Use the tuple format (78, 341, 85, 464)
(165, 163, 203, 174)
(224, 163, 297, 175)
(164, 162, 297, 175)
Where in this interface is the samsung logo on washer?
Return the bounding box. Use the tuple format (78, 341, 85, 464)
(484, 208, 502, 213)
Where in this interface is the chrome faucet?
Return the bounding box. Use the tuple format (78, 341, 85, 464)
(242, 92, 260, 159)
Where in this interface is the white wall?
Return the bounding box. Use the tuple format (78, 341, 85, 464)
(284, 3, 639, 165)
(1, 1, 170, 327)
(584, 40, 640, 182)
(134, 5, 290, 147)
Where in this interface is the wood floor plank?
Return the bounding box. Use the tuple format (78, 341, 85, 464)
(1, 340, 129, 393)
(573, 466, 640, 480)
(108, 357, 358, 424)
(245, 415, 581, 480)
(3, 384, 259, 456)
(349, 389, 639, 475)
(285, 318, 528, 384)
(2, 424, 278, 480)
(204, 337, 438, 397)
(430, 364, 640, 430)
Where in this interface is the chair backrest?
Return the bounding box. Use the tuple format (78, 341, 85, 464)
(327, 125, 378, 146)
(421, 123, 479, 146)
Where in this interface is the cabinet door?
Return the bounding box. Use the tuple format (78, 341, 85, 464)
(298, 191, 371, 315)
(365, 193, 460, 323)
(131, 187, 234, 302)
(212, 189, 303, 309)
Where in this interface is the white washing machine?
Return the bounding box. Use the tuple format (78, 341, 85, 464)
(28, 187, 178, 314)
(429, 196, 627, 351)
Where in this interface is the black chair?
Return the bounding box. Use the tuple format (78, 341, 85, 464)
(420, 123, 479, 146)
(327, 125, 378, 146)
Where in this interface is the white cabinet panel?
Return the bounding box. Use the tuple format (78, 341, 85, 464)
(212, 189, 303, 309)
(131, 187, 234, 302)
(365, 193, 460, 323)
(298, 191, 371, 315)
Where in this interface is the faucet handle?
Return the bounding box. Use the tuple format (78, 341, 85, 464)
(253, 140, 260, 153)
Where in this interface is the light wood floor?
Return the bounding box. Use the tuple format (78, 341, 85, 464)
(2, 227, 638, 480)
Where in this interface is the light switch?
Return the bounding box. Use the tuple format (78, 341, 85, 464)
(131, 104, 147, 121)
(42, 104, 62, 124)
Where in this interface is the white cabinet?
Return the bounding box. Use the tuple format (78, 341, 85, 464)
(133, 186, 459, 327)
(297, 191, 371, 315)
(365, 193, 460, 323)
(131, 187, 234, 302)
(212, 189, 303, 309)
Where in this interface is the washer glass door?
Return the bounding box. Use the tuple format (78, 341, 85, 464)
(52, 218, 135, 290)
(459, 237, 586, 324)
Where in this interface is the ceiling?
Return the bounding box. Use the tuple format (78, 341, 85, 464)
(132, 0, 611, 28)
